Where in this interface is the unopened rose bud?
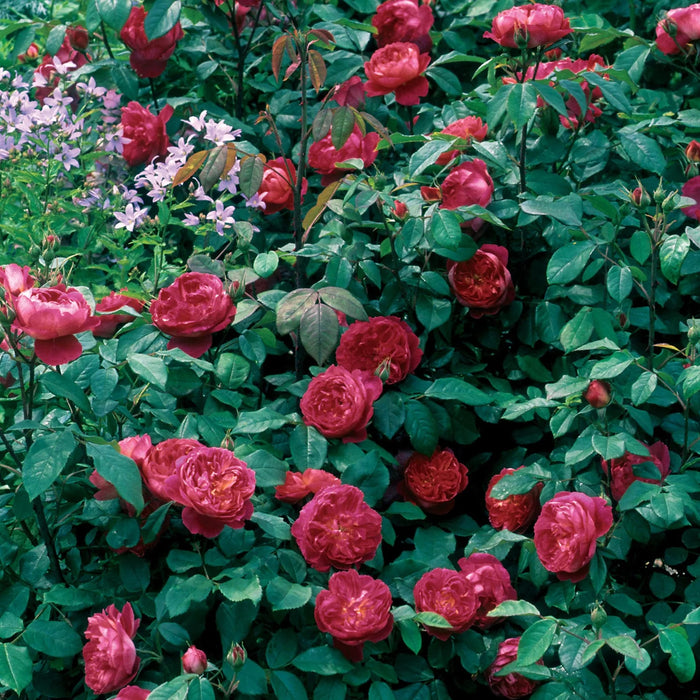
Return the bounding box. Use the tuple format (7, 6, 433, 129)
(686, 140, 700, 162)
(391, 200, 408, 219)
(18, 43, 39, 62)
(688, 321, 700, 343)
(45, 234, 60, 247)
(583, 380, 612, 408)
(182, 645, 207, 675)
(226, 643, 246, 670)
(68, 26, 89, 51)
(653, 181, 666, 204)
(630, 186, 650, 207)
(590, 605, 607, 630)
(662, 191, 678, 212)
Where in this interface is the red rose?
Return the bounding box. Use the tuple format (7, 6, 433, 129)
(182, 645, 207, 674)
(115, 687, 150, 700)
(372, 0, 434, 53)
(291, 484, 382, 572)
(94, 291, 145, 338)
(447, 244, 515, 318)
(601, 441, 670, 502)
(308, 124, 380, 185)
(421, 185, 442, 202)
(314, 569, 394, 662)
(484, 3, 572, 49)
(533, 491, 613, 582)
(656, 4, 700, 56)
(334, 76, 366, 108)
(300, 365, 383, 443)
(485, 467, 543, 533)
(0, 264, 35, 300)
(12, 284, 99, 365)
(67, 25, 89, 51)
(682, 175, 700, 219)
(487, 637, 541, 698)
(140, 437, 202, 500)
(33, 34, 88, 104)
(583, 379, 612, 408)
(150, 272, 236, 358)
(275, 468, 341, 503)
(458, 553, 517, 628)
(83, 603, 140, 695)
(335, 316, 422, 384)
(364, 42, 431, 106)
(687, 140, 700, 162)
(121, 101, 173, 167)
(257, 157, 308, 214)
(400, 448, 468, 514)
(120, 6, 183, 78)
(413, 567, 479, 640)
(439, 159, 494, 218)
(436, 116, 488, 165)
(164, 446, 256, 538)
(391, 200, 409, 218)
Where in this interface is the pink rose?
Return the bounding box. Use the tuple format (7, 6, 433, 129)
(140, 437, 202, 500)
(94, 291, 145, 338)
(400, 448, 468, 514)
(687, 139, 700, 162)
(308, 125, 380, 185)
(682, 175, 700, 219)
(120, 6, 184, 78)
(33, 34, 88, 104)
(372, 0, 434, 53)
(458, 553, 517, 628)
(13, 284, 99, 365)
(83, 603, 140, 694)
(601, 441, 670, 502)
(121, 101, 174, 167)
(300, 365, 383, 443)
(485, 467, 542, 533)
(484, 3, 572, 48)
(487, 637, 542, 698)
(533, 491, 613, 582)
(656, 4, 700, 56)
(334, 76, 366, 108)
(364, 42, 431, 106)
(150, 272, 236, 358)
(275, 469, 342, 503)
(0, 264, 35, 299)
(115, 687, 150, 700)
(182, 645, 207, 674)
(436, 116, 488, 165)
(257, 157, 308, 215)
(439, 159, 494, 218)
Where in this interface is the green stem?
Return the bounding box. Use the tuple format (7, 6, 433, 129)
(100, 20, 114, 59)
(149, 78, 160, 114)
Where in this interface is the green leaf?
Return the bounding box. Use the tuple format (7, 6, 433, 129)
(585, 72, 631, 113)
(253, 252, 279, 278)
(215, 353, 250, 389)
(271, 670, 309, 700)
(409, 139, 453, 178)
(266, 578, 311, 611)
(266, 629, 298, 669)
(40, 370, 91, 412)
(86, 442, 145, 513)
(592, 433, 627, 460)
(631, 372, 657, 406)
(234, 408, 290, 434)
(580, 639, 605, 668)
(606, 635, 645, 661)
(46, 25, 66, 56)
(517, 618, 557, 665)
(331, 106, 355, 150)
(397, 618, 422, 655)
(95, 0, 131, 30)
(507, 81, 538, 129)
(292, 646, 354, 675)
(144, 0, 181, 40)
(148, 677, 190, 700)
(659, 627, 696, 683)
(680, 366, 700, 400)
(589, 352, 634, 379)
(404, 400, 439, 455)
(342, 452, 389, 507)
(299, 303, 339, 365)
(239, 156, 265, 198)
(220, 574, 263, 605)
(318, 287, 367, 321)
(22, 430, 76, 500)
(619, 132, 666, 175)
(128, 353, 168, 390)
(630, 229, 651, 264)
(276, 289, 318, 334)
(23, 620, 82, 657)
(165, 575, 213, 617)
(0, 644, 32, 694)
(425, 66, 462, 95)
(415, 295, 452, 332)
(372, 392, 406, 439)
(534, 82, 569, 117)
(487, 600, 540, 618)
(560, 308, 595, 352)
(249, 512, 291, 540)
(430, 209, 461, 249)
(660, 234, 690, 285)
(289, 424, 328, 471)
(546, 242, 595, 284)
(606, 266, 633, 302)
(522, 194, 583, 227)
(414, 612, 453, 629)
(423, 378, 490, 406)
(188, 678, 216, 700)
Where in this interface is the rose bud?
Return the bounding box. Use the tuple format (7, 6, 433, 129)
(484, 3, 573, 49)
(68, 26, 90, 51)
(182, 645, 207, 675)
(391, 200, 408, 218)
(226, 643, 247, 670)
(487, 637, 542, 698)
(687, 140, 700, 162)
(583, 380, 612, 408)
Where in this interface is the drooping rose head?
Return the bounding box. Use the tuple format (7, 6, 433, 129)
(601, 441, 670, 502)
(0, 264, 35, 299)
(120, 5, 184, 78)
(164, 446, 256, 538)
(94, 291, 145, 338)
(436, 116, 489, 165)
(12, 284, 99, 365)
(457, 553, 517, 628)
(583, 379, 612, 408)
(150, 272, 236, 358)
(400, 448, 468, 514)
(372, 0, 434, 53)
(533, 491, 613, 582)
(655, 4, 700, 56)
(121, 101, 173, 167)
(140, 437, 203, 500)
(83, 603, 140, 695)
(275, 468, 342, 503)
(335, 316, 422, 384)
(413, 567, 479, 640)
(485, 467, 543, 533)
(257, 157, 307, 215)
(291, 483, 383, 571)
(300, 365, 383, 443)
(440, 159, 494, 215)
(364, 42, 431, 106)
(447, 244, 515, 318)
(487, 637, 542, 698)
(682, 175, 700, 220)
(484, 3, 572, 48)
(182, 645, 207, 674)
(308, 125, 380, 185)
(314, 569, 394, 662)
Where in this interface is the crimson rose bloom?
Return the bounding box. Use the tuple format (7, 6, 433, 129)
(335, 316, 422, 384)
(601, 441, 670, 502)
(436, 116, 488, 165)
(413, 567, 479, 640)
(13, 284, 99, 365)
(33, 33, 88, 104)
(94, 291, 144, 338)
(484, 3, 572, 48)
(485, 467, 543, 533)
(458, 553, 517, 628)
(440, 159, 494, 215)
(308, 125, 380, 185)
(164, 447, 256, 538)
(300, 365, 383, 443)
(115, 688, 150, 700)
(656, 4, 700, 56)
(364, 42, 430, 106)
(121, 102, 173, 167)
(334, 76, 366, 108)
(291, 484, 382, 571)
(487, 637, 541, 698)
(90, 435, 154, 503)
(400, 448, 468, 514)
(182, 645, 207, 674)
(583, 379, 612, 408)
(682, 175, 700, 219)
(447, 244, 515, 318)
(140, 437, 202, 500)
(533, 491, 613, 582)
(83, 603, 140, 695)
(372, 0, 434, 53)
(120, 6, 183, 78)
(315, 569, 394, 662)
(275, 468, 342, 503)
(150, 272, 236, 358)
(258, 157, 308, 214)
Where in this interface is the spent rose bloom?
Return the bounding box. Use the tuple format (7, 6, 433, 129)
(447, 244, 516, 318)
(164, 446, 256, 538)
(364, 42, 431, 106)
(533, 491, 613, 582)
(372, 0, 434, 53)
(257, 157, 308, 214)
(487, 637, 541, 698)
(308, 124, 380, 185)
(120, 6, 184, 78)
(150, 272, 236, 358)
(275, 468, 342, 503)
(458, 553, 517, 628)
(121, 102, 174, 167)
(182, 645, 207, 674)
(484, 3, 572, 48)
(335, 316, 422, 384)
(485, 467, 543, 533)
(682, 175, 700, 219)
(300, 365, 383, 443)
(400, 448, 469, 514)
(140, 437, 202, 500)
(601, 441, 670, 502)
(439, 159, 494, 229)
(314, 569, 394, 662)
(13, 284, 100, 365)
(93, 291, 144, 338)
(436, 116, 488, 165)
(413, 567, 479, 640)
(291, 484, 383, 571)
(83, 603, 140, 694)
(656, 4, 700, 56)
